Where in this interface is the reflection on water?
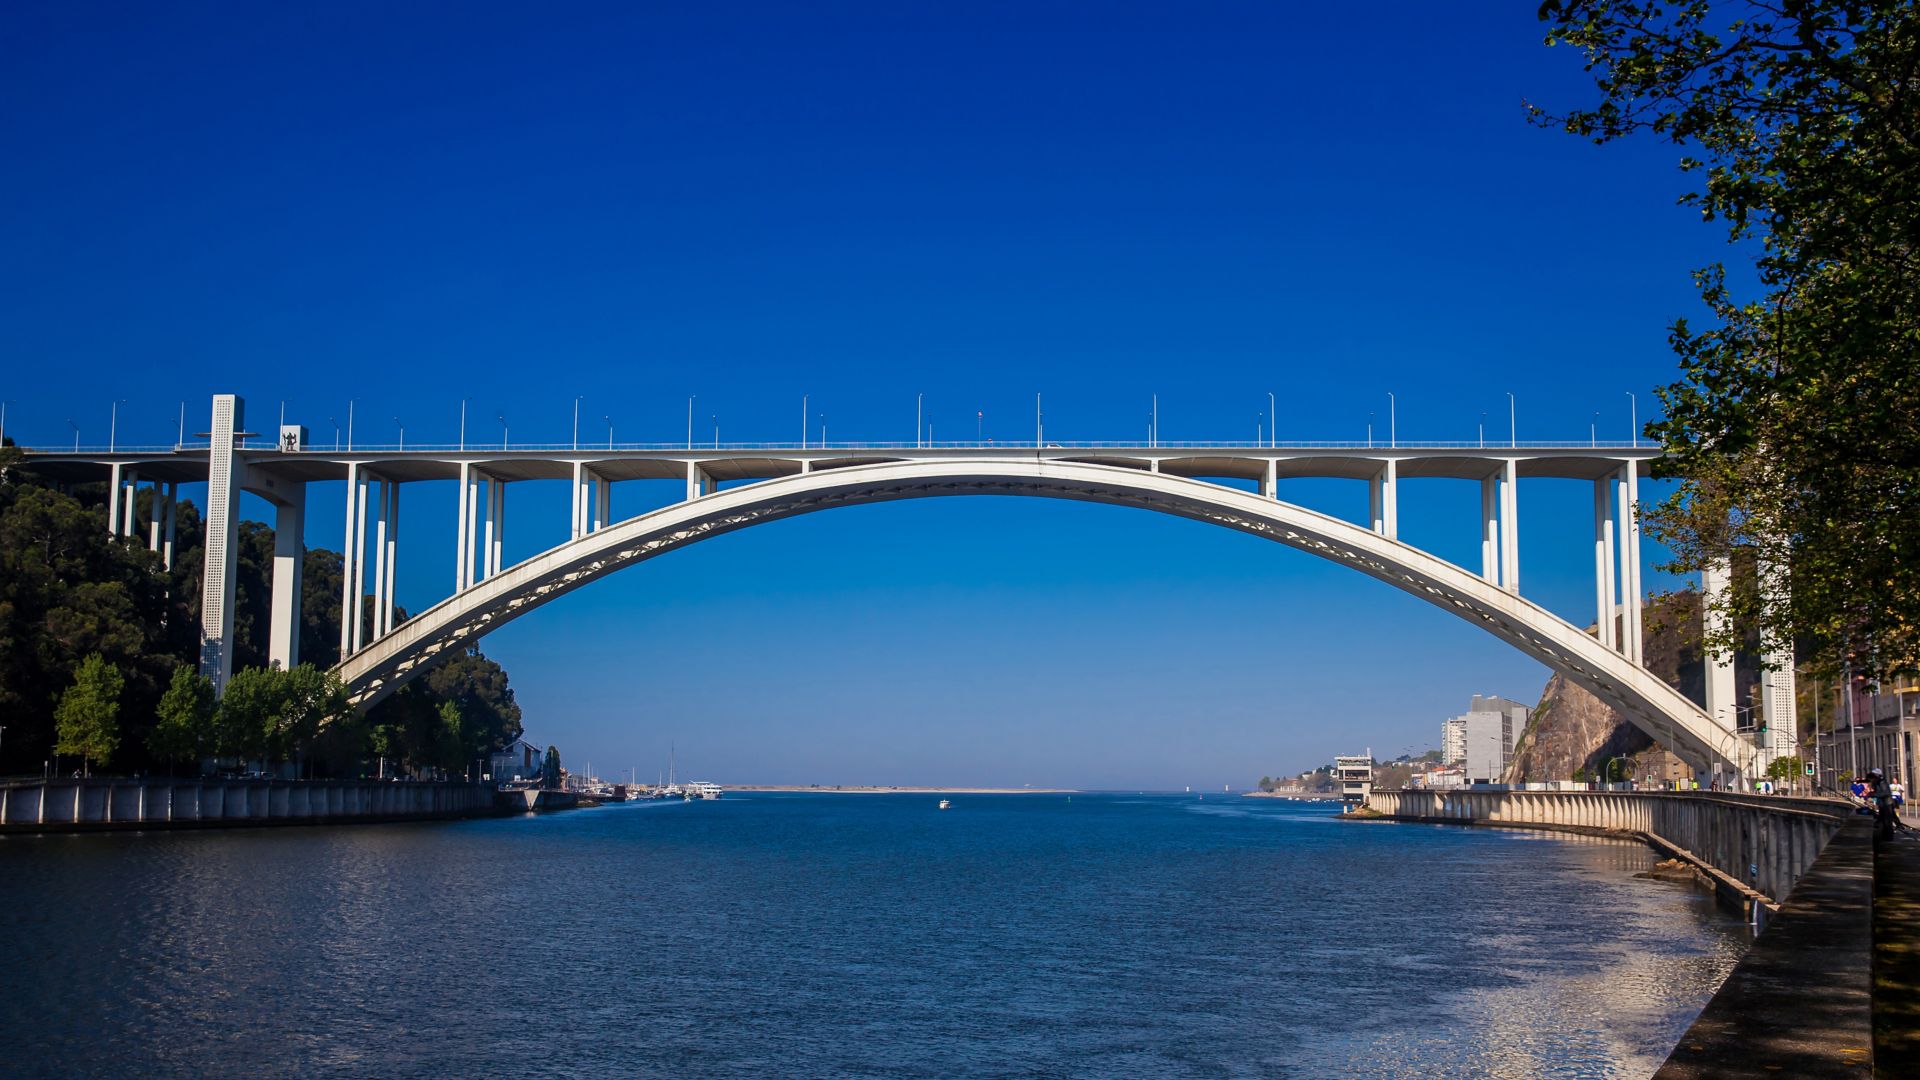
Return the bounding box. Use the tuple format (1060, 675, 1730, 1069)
(0, 795, 1745, 1078)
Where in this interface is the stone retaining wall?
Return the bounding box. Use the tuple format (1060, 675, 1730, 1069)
(1366, 788, 1857, 909)
(0, 778, 498, 832)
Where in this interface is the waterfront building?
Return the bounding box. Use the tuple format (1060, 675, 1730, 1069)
(488, 737, 544, 782)
(1812, 677, 1917, 797)
(1447, 694, 1530, 785)
(1334, 754, 1373, 809)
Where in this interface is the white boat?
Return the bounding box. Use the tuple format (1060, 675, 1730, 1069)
(685, 781, 723, 800)
(938, 799, 951, 810)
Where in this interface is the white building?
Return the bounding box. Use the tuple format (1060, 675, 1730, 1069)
(1441, 717, 1467, 766)
(1447, 694, 1531, 785)
(1334, 753, 1373, 809)
(489, 737, 544, 782)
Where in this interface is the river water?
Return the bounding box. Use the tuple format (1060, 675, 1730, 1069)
(0, 793, 1747, 1078)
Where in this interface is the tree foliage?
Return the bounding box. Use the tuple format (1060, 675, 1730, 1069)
(1535, 1, 1920, 678)
(54, 653, 123, 775)
(150, 664, 216, 767)
(543, 746, 562, 789)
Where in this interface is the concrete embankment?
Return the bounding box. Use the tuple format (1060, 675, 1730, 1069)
(1365, 788, 1854, 913)
(0, 777, 501, 833)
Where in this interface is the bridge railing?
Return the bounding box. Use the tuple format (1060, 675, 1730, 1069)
(20, 439, 1656, 455)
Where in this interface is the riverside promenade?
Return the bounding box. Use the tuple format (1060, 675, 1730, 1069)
(1363, 788, 1919, 1078)
(0, 777, 500, 832)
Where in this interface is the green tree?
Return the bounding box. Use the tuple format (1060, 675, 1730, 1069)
(54, 653, 123, 776)
(542, 746, 562, 789)
(1766, 754, 1805, 782)
(150, 664, 216, 772)
(216, 666, 283, 766)
(274, 665, 351, 773)
(1534, 1, 1920, 678)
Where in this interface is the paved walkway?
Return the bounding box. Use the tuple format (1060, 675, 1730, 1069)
(1875, 813, 1920, 1074)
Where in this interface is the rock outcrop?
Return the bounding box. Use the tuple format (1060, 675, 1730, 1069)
(1503, 590, 1758, 783)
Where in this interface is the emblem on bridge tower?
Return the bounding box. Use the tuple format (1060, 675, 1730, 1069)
(279, 425, 307, 452)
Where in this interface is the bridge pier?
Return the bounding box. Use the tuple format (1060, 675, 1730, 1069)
(1618, 462, 1643, 662)
(268, 484, 304, 670)
(1595, 477, 1617, 651)
(1368, 460, 1398, 539)
(198, 394, 244, 693)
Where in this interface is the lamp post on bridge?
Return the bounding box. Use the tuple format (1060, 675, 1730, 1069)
(1387, 391, 1395, 449)
(1479, 412, 1486, 449)
(347, 399, 355, 452)
(459, 397, 470, 452)
(686, 396, 694, 450)
(605, 415, 613, 450)
(328, 417, 339, 452)
(712, 415, 718, 449)
(801, 394, 808, 449)
(1592, 412, 1599, 448)
(916, 393, 922, 448)
(572, 396, 582, 451)
(0, 400, 10, 448)
(1627, 392, 1638, 447)
(1507, 392, 1517, 448)
(1367, 412, 1374, 449)
(394, 417, 404, 452)
(1268, 391, 1276, 448)
(498, 414, 508, 450)
(67, 419, 78, 451)
(109, 398, 124, 453)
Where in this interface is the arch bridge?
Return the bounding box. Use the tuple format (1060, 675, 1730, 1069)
(19, 395, 1794, 777)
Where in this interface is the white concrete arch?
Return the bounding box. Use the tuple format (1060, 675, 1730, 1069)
(335, 458, 1729, 768)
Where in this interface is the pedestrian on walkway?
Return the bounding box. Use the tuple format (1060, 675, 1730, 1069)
(1869, 768, 1895, 840)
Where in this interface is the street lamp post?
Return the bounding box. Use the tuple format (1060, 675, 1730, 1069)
(1268, 391, 1276, 448)
(67, 419, 78, 451)
(0, 400, 9, 448)
(1367, 412, 1374, 449)
(1507, 392, 1516, 448)
(605, 415, 613, 450)
(686, 396, 694, 450)
(1479, 412, 1486, 449)
(329, 417, 339, 451)
(394, 417, 405, 451)
(1592, 412, 1599, 448)
(573, 396, 582, 451)
(1627, 391, 1638, 447)
(347, 400, 356, 452)
(459, 397, 470, 452)
(917, 393, 923, 448)
(1388, 391, 1396, 449)
(498, 414, 508, 450)
(109, 399, 124, 453)
(712, 415, 718, 449)
(801, 394, 808, 449)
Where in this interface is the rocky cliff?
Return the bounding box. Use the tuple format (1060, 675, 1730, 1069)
(1504, 590, 1758, 783)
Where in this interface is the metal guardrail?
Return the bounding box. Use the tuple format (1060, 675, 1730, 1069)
(21, 439, 1657, 455)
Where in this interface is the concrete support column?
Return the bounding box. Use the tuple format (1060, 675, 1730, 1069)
(1481, 474, 1500, 584)
(340, 461, 361, 660)
(455, 462, 472, 592)
(1500, 459, 1520, 593)
(686, 460, 699, 501)
(147, 482, 163, 553)
(350, 468, 370, 654)
(369, 478, 388, 643)
(106, 462, 124, 537)
(122, 470, 139, 538)
(381, 480, 399, 637)
(162, 483, 178, 570)
(1369, 461, 1398, 539)
(1703, 557, 1738, 739)
(485, 478, 505, 577)
(1758, 554, 1797, 764)
(593, 476, 611, 531)
(1262, 458, 1277, 500)
(570, 461, 587, 541)
(1594, 478, 1617, 650)
(1620, 464, 1644, 663)
(268, 485, 306, 670)
(198, 395, 244, 694)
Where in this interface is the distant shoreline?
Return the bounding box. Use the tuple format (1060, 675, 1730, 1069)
(724, 785, 1078, 794)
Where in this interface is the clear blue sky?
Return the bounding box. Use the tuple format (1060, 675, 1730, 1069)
(2, 2, 1728, 788)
